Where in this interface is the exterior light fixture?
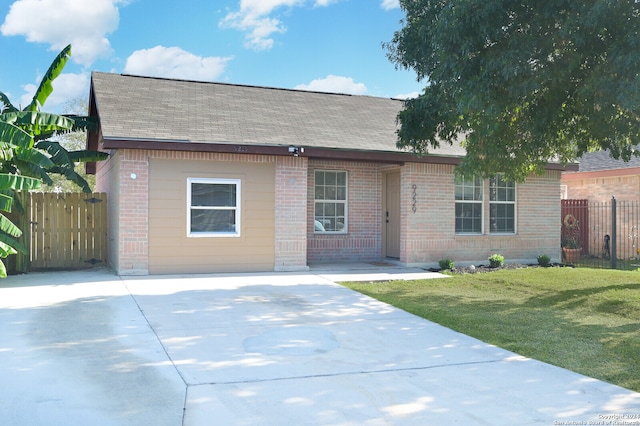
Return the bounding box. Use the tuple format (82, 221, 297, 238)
(288, 146, 304, 157)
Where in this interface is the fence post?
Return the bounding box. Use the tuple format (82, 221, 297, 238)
(612, 196, 617, 269)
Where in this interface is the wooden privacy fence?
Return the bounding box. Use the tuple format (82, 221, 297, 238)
(28, 192, 107, 271)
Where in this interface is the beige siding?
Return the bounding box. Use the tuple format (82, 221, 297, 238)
(148, 158, 275, 274)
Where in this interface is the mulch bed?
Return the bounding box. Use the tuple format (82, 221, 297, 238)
(428, 263, 571, 274)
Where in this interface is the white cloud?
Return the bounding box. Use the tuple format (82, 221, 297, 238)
(124, 46, 232, 81)
(295, 75, 368, 95)
(394, 91, 420, 100)
(1, 0, 126, 66)
(220, 0, 333, 51)
(19, 72, 89, 110)
(380, 0, 399, 11)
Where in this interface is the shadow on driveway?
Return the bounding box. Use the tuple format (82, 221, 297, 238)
(1, 269, 639, 425)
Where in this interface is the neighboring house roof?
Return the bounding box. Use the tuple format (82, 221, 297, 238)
(569, 150, 640, 173)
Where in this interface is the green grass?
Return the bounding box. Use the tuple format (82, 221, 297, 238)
(342, 268, 640, 392)
(576, 256, 640, 271)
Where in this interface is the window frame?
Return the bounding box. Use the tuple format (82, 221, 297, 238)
(489, 175, 517, 234)
(313, 169, 348, 234)
(186, 177, 241, 238)
(455, 176, 484, 235)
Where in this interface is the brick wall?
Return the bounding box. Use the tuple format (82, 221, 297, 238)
(563, 171, 640, 202)
(307, 159, 383, 262)
(97, 147, 564, 273)
(400, 163, 456, 263)
(274, 156, 309, 270)
(115, 149, 149, 275)
(401, 167, 562, 266)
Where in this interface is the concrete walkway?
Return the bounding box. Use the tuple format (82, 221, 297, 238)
(1, 266, 639, 425)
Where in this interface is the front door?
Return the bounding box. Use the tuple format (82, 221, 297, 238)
(385, 172, 401, 258)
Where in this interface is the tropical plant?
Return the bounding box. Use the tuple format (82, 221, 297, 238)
(0, 44, 107, 193)
(0, 121, 43, 276)
(0, 44, 108, 276)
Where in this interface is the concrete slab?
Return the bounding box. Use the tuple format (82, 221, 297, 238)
(0, 269, 185, 425)
(1, 268, 639, 425)
(309, 261, 446, 282)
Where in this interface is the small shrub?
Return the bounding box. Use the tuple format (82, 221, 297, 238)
(439, 258, 455, 270)
(488, 253, 505, 268)
(537, 254, 551, 267)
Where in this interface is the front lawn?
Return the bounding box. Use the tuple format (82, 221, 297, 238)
(342, 267, 640, 392)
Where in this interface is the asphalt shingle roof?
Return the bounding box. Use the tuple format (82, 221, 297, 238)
(573, 150, 640, 173)
(90, 72, 466, 157)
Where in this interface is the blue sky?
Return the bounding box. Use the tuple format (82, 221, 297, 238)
(0, 0, 423, 113)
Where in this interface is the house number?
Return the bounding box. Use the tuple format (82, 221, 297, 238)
(412, 184, 417, 213)
(235, 145, 248, 153)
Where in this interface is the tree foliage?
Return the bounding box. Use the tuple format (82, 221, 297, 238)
(386, 0, 640, 180)
(44, 97, 97, 192)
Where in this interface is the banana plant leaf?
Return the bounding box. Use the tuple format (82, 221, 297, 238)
(25, 44, 71, 112)
(46, 166, 91, 193)
(11, 160, 53, 185)
(0, 214, 22, 238)
(34, 140, 72, 165)
(36, 141, 108, 163)
(68, 150, 108, 162)
(0, 193, 13, 212)
(0, 235, 22, 255)
(0, 145, 15, 163)
(0, 174, 42, 191)
(0, 91, 17, 114)
(9, 192, 24, 217)
(63, 115, 98, 133)
(31, 116, 98, 142)
(0, 121, 32, 149)
(1, 111, 75, 138)
(15, 146, 56, 169)
(0, 260, 6, 278)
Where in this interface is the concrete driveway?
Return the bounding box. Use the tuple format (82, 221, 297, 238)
(1, 267, 639, 425)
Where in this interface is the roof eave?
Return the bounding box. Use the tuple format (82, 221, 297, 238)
(100, 137, 577, 170)
(100, 138, 461, 165)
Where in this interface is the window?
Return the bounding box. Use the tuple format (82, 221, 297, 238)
(455, 176, 483, 234)
(314, 170, 347, 233)
(490, 175, 516, 233)
(187, 178, 240, 237)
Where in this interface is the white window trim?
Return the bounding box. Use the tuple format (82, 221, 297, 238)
(187, 177, 241, 238)
(489, 177, 517, 234)
(455, 177, 484, 235)
(314, 170, 348, 234)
